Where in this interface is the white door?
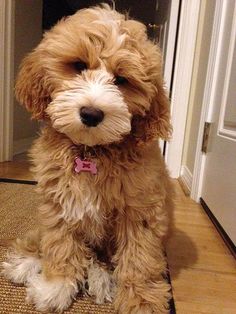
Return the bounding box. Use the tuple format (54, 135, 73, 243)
(201, 1, 236, 246)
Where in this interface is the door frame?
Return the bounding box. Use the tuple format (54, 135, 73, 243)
(191, 0, 229, 201)
(163, 0, 180, 93)
(0, 0, 14, 162)
(165, 0, 201, 178)
(158, 0, 180, 154)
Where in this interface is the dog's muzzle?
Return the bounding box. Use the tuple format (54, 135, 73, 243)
(80, 106, 104, 127)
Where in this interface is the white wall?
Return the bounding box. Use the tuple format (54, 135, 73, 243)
(13, 0, 42, 154)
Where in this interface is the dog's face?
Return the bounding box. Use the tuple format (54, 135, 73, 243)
(16, 4, 171, 146)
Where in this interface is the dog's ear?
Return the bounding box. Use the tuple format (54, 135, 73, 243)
(132, 84, 172, 143)
(148, 84, 172, 140)
(15, 50, 51, 120)
(131, 38, 172, 144)
(123, 20, 147, 41)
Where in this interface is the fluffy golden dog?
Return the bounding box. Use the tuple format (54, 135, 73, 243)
(2, 4, 174, 313)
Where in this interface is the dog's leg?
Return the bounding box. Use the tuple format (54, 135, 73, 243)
(26, 224, 91, 313)
(113, 214, 171, 314)
(2, 229, 42, 284)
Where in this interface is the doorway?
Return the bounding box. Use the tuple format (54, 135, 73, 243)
(13, 0, 42, 157)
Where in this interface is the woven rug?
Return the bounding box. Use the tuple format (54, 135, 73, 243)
(0, 180, 175, 314)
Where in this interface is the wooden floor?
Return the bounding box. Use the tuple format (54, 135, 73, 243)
(0, 155, 235, 314)
(168, 183, 236, 314)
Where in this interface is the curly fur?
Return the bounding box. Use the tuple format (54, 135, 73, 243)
(3, 4, 174, 313)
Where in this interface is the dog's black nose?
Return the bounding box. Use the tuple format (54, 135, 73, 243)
(80, 106, 104, 127)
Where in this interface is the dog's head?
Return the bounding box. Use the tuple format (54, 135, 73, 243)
(15, 4, 171, 146)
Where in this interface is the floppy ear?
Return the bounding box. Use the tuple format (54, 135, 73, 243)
(131, 84, 172, 143)
(15, 50, 51, 120)
(123, 20, 147, 41)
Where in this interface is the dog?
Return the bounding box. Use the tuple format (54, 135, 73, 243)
(2, 4, 174, 313)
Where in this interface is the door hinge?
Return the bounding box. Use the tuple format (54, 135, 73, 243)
(201, 122, 211, 153)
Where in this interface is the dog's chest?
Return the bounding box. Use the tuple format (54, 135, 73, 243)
(55, 159, 126, 223)
(32, 135, 157, 224)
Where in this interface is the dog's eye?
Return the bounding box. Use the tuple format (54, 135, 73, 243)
(73, 61, 87, 73)
(114, 75, 128, 85)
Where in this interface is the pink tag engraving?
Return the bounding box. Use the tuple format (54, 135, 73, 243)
(74, 157, 97, 175)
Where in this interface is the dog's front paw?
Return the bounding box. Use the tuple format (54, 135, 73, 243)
(86, 262, 116, 304)
(26, 274, 78, 312)
(115, 280, 171, 314)
(1, 250, 41, 284)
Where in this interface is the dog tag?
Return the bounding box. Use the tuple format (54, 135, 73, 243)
(74, 157, 97, 175)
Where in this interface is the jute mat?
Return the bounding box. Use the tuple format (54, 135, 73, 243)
(0, 181, 115, 314)
(0, 180, 175, 314)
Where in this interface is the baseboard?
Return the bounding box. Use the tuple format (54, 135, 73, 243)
(0, 178, 37, 185)
(13, 137, 36, 155)
(180, 165, 193, 195)
(200, 198, 236, 259)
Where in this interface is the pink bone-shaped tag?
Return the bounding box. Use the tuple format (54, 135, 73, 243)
(74, 157, 97, 175)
